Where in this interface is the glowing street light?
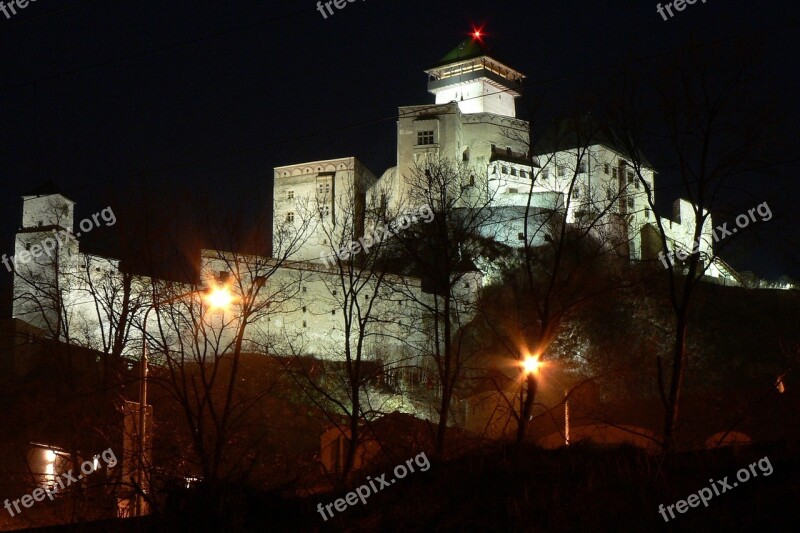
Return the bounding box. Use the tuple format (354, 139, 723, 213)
(135, 284, 233, 516)
(204, 286, 234, 310)
(521, 354, 542, 375)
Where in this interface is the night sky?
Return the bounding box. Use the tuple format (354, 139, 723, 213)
(1, 0, 798, 311)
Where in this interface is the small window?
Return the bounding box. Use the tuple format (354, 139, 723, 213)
(644, 208, 650, 218)
(612, 168, 618, 179)
(417, 130, 434, 145)
(542, 168, 549, 180)
(558, 166, 566, 177)
(510, 168, 517, 177)
(607, 188, 614, 201)
(502, 166, 508, 174)
(635, 179, 641, 190)
(520, 170, 527, 178)
(287, 190, 294, 200)
(463, 282, 469, 289)
(469, 175, 475, 186)
(331, 309, 335, 315)
(303, 320, 307, 327)
(25, 243, 31, 251)
(302, 306, 307, 313)
(302, 286, 307, 293)
(506, 147, 512, 157)
(572, 187, 580, 199)
(627, 198, 635, 209)
(508, 188, 519, 194)
(518, 232, 525, 241)
(578, 161, 587, 174)
(604, 163, 610, 174)
(462, 150, 469, 162)
(286, 212, 295, 223)
(218, 271, 230, 283)
(37, 221, 43, 227)
(627, 170, 634, 184)
(332, 289, 337, 296)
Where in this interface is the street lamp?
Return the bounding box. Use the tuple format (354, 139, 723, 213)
(521, 354, 542, 376)
(134, 285, 233, 517)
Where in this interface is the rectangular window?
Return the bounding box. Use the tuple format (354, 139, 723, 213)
(520, 170, 527, 179)
(502, 166, 508, 174)
(572, 187, 580, 199)
(510, 168, 517, 177)
(518, 232, 525, 241)
(578, 161, 587, 174)
(612, 168, 618, 179)
(604, 163, 610, 174)
(508, 188, 519, 194)
(644, 208, 650, 218)
(627, 170, 634, 185)
(417, 130, 434, 145)
(558, 166, 566, 177)
(542, 168, 549, 180)
(287, 190, 294, 200)
(627, 198, 634, 209)
(303, 320, 307, 327)
(302, 286, 307, 293)
(286, 212, 295, 223)
(607, 188, 614, 201)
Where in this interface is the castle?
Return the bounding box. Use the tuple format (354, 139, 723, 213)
(10, 36, 738, 384)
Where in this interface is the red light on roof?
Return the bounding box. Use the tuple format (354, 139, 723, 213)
(471, 26, 485, 41)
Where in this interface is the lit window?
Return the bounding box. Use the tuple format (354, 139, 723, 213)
(417, 130, 434, 145)
(286, 212, 295, 223)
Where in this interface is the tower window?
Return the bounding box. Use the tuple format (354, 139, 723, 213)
(417, 130, 434, 145)
(286, 212, 295, 223)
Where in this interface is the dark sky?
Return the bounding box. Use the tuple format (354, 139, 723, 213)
(0, 0, 798, 305)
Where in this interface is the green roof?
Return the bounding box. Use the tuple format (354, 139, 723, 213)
(431, 38, 489, 68)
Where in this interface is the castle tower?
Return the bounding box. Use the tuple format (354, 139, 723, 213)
(11, 183, 79, 332)
(424, 33, 525, 118)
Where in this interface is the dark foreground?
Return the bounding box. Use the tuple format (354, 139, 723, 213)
(20, 441, 800, 533)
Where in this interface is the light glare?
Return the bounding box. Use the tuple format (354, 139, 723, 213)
(205, 287, 233, 310)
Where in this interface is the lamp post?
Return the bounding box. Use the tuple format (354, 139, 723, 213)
(134, 285, 233, 517)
